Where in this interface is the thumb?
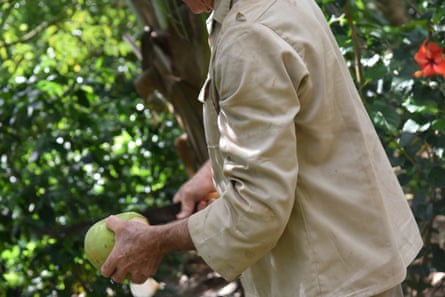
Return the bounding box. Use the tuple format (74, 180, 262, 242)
(100, 216, 123, 278)
(105, 215, 124, 233)
(176, 200, 195, 219)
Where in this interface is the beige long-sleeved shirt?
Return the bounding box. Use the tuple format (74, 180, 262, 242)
(188, 0, 423, 296)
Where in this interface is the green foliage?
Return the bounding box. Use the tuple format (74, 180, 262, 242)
(1, 0, 444, 296)
(319, 0, 445, 295)
(0, 0, 186, 296)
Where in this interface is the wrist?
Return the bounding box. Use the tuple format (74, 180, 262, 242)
(156, 219, 195, 254)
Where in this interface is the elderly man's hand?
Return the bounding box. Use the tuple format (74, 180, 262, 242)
(173, 160, 217, 219)
(100, 215, 164, 284)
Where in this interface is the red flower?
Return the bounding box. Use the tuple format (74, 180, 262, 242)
(414, 40, 445, 78)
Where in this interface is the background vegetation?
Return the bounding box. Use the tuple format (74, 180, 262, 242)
(320, 1, 445, 295)
(0, 0, 444, 296)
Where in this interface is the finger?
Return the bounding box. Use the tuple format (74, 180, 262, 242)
(172, 192, 181, 204)
(100, 217, 123, 278)
(197, 200, 208, 211)
(101, 247, 118, 278)
(105, 215, 124, 233)
(207, 198, 217, 204)
(176, 201, 195, 219)
(101, 258, 115, 278)
(111, 267, 129, 284)
(198, 197, 218, 211)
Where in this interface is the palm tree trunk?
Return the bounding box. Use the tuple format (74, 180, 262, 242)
(127, 0, 210, 173)
(376, 0, 409, 26)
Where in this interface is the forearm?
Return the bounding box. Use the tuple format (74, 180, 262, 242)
(156, 218, 195, 253)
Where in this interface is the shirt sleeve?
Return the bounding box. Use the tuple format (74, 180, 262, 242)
(188, 22, 310, 280)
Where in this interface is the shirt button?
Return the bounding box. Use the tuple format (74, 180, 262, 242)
(236, 12, 247, 22)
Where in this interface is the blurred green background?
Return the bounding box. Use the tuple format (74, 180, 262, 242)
(1, 0, 444, 296)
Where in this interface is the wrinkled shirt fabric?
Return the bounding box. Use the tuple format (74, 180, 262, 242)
(188, 0, 423, 296)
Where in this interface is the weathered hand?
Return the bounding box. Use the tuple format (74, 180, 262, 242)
(197, 192, 219, 211)
(174, 188, 218, 219)
(100, 215, 164, 284)
(173, 160, 217, 219)
(173, 185, 201, 219)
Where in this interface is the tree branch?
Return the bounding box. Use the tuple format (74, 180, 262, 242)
(404, 0, 422, 17)
(0, 0, 19, 32)
(344, 1, 364, 97)
(0, 11, 66, 48)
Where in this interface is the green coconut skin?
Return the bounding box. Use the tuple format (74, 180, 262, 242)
(84, 212, 148, 270)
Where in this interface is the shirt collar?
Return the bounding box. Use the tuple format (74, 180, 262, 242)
(212, 0, 231, 25)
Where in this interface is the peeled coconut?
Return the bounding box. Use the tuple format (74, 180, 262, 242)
(84, 211, 148, 270)
(130, 278, 164, 297)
